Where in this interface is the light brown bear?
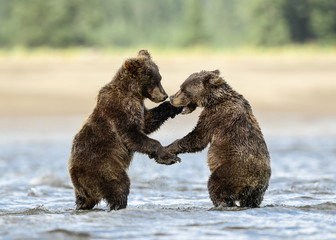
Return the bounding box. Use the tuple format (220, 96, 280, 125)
(68, 50, 182, 211)
(166, 70, 271, 208)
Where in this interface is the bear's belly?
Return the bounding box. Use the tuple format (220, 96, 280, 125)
(207, 153, 221, 173)
(206, 144, 270, 178)
(207, 145, 225, 173)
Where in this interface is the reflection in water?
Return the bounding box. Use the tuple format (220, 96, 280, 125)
(0, 115, 335, 239)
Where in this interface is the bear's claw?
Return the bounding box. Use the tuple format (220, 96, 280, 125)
(155, 156, 181, 165)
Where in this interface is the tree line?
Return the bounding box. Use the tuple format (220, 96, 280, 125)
(0, 0, 335, 48)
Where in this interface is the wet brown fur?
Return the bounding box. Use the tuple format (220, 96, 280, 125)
(167, 70, 271, 208)
(68, 50, 182, 211)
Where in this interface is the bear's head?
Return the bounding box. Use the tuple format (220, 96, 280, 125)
(170, 70, 226, 114)
(123, 49, 168, 103)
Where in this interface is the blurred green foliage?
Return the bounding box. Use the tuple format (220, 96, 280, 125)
(0, 0, 335, 49)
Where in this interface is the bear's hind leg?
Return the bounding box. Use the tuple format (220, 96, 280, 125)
(100, 168, 130, 211)
(75, 194, 98, 210)
(71, 173, 100, 210)
(208, 165, 241, 207)
(207, 168, 236, 207)
(239, 186, 265, 208)
(105, 186, 129, 211)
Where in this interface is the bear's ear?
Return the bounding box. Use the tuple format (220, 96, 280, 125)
(138, 49, 151, 59)
(123, 58, 141, 73)
(209, 76, 224, 86)
(211, 69, 220, 75)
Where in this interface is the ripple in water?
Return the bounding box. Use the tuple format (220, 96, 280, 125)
(0, 116, 336, 240)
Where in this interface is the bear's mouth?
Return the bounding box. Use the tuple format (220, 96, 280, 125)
(181, 103, 197, 115)
(181, 106, 191, 115)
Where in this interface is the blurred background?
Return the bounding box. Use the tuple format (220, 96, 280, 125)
(0, 0, 336, 117)
(0, 0, 335, 117)
(1, 1, 336, 239)
(1, 0, 336, 48)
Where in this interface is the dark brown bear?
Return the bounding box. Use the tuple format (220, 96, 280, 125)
(68, 50, 182, 211)
(167, 70, 271, 208)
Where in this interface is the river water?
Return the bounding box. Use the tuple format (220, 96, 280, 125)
(0, 113, 335, 240)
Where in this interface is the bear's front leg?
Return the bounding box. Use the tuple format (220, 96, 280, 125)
(143, 101, 183, 134)
(154, 147, 181, 165)
(118, 120, 180, 165)
(165, 116, 211, 155)
(164, 140, 180, 156)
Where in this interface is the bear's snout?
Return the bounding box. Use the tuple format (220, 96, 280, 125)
(156, 91, 168, 102)
(169, 95, 174, 103)
(169, 90, 188, 107)
(149, 86, 168, 103)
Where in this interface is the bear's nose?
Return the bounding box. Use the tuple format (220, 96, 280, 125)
(169, 96, 174, 103)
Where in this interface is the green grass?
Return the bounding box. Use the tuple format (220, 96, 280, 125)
(0, 44, 336, 59)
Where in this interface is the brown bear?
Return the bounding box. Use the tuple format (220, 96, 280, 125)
(68, 50, 182, 211)
(166, 70, 271, 208)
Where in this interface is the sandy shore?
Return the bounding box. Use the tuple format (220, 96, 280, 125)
(1, 52, 336, 117)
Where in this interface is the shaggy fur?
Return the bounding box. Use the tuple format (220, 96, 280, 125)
(68, 50, 182, 211)
(167, 70, 271, 208)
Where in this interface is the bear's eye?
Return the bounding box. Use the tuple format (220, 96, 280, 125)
(186, 85, 199, 96)
(183, 89, 193, 98)
(147, 69, 155, 78)
(148, 69, 161, 81)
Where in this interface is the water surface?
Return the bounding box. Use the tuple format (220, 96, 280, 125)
(0, 114, 335, 239)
